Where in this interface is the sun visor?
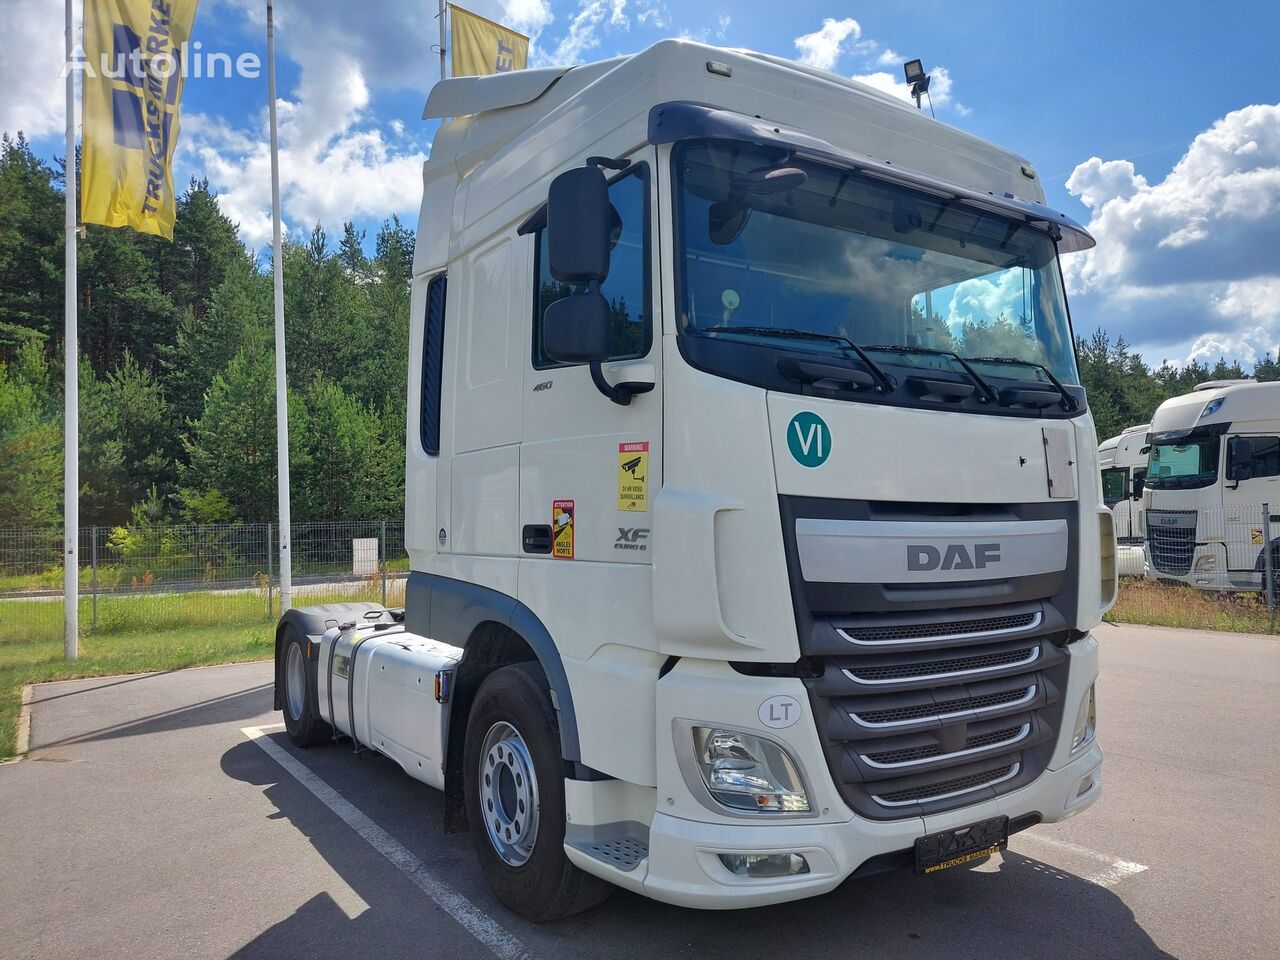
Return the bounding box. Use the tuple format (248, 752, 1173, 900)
(648, 101, 1095, 253)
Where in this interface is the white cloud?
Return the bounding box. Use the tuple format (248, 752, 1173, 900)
(794, 18, 861, 71)
(0, 0, 66, 140)
(540, 0, 633, 66)
(1064, 104, 1280, 364)
(875, 47, 902, 67)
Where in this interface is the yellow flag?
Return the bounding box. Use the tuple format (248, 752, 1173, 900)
(450, 4, 528, 78)
(82, 0, 201, 240)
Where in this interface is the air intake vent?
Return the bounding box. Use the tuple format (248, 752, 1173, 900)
(873, 763, 1020, 806)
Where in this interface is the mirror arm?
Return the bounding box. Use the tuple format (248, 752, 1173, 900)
(587, 155, 631, 171)
(589, 361, 653, 406)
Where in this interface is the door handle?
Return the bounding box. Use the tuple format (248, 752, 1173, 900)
(522, 525, 553, 554)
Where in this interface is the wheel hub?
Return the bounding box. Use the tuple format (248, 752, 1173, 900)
(479, 721, 540, 866)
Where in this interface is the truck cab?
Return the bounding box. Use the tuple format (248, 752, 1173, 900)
(1099, 424, 1150, 575)
(1144, 380, 1280, 591)
(275, 40, 1113, 919)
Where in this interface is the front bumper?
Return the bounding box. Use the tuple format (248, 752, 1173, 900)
(641, 739, 1101, 909)
(567, 633, 1102, 909)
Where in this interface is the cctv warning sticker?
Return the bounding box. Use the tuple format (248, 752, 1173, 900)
(1252, 528, 1265, 546)
(617, 442, 649, 512)
(552, 500, 575, 559)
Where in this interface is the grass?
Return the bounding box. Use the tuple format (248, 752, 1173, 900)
(0, 622, 275, 760)
(0, 579, 407, 759)
(1106, 577, 1278, 635)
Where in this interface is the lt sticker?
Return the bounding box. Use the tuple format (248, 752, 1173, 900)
(787, 412, 831, 468)
(617, 441, 649, 511)
(758, 695, 802, 729)
(552, 500, 575, 559)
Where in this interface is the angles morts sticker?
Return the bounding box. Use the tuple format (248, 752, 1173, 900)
(617, 441, 649, 511)
(552, 500, 575, 559)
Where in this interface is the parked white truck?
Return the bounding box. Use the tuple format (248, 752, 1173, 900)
(1099, 423, 1150, 576)
(1144, 379, 1280, 592)
(273, 40, 1113, 919)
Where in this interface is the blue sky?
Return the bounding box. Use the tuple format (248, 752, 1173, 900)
(3, 0, 1279, 368)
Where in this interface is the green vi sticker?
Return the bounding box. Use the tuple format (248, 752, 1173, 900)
(787, 412, 831, 468)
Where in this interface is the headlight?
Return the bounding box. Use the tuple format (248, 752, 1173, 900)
(1071, 685, 1097, 752)
(691, 727, 810, 814)
(1099, 511, 1117, 605)
(1194, 555, 1218, 572)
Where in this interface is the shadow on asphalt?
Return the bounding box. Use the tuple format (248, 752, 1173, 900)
(31, 683, 272, 752)
(221, 735, 1174, 960)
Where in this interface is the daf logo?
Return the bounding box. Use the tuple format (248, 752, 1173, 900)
(908, 543, 1002, 571)
(1157, 517, 1180, 526)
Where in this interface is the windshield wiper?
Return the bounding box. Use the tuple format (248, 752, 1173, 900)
(968, 356, 1078, 411)
(703, 325, 894, 392)
(863, 345, 1000, 404)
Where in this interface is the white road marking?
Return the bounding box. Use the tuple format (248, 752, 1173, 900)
(1014, 831, 1149, 888)
(242, 725, 530, 960)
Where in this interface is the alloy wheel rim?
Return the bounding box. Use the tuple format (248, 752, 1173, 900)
(285, 643, 306, 722)
(478, 720, 541, 866)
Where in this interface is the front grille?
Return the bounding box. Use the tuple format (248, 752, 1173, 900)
(804, 602, 1068, 819)
(852, 685, 1034, 726)
(839, 611, 1038, 646)
(873, 763, 1019, 806)
(844, 645, 1037, 683)
(1148, 516, 1196, 575)
(865, 724, 1027, 766)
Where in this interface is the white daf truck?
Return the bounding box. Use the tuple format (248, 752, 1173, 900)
(1099, 423, 1150, 576)
(1143, 379, 1280, 592)
(273, 40, 1113, 920)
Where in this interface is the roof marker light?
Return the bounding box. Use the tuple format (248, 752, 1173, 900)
(706, 60, 732, 77)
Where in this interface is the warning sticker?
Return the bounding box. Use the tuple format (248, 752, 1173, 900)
(617, 441, 649, 512)
(553, 500, 575, 559)
(1252, 528, 1264, 546)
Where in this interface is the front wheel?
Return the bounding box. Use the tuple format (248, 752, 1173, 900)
(463, 662, 613, 921)
(281, 624, 329, 748)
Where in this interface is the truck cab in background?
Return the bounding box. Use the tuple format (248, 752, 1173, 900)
(1144, 380, 1280, 592)
(1099, 424, 1150, 576)
(274, 40, 1113, 920)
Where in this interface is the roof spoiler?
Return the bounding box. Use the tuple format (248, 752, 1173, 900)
(647, 101, 1096, 253)
(424, 67, 571, 119)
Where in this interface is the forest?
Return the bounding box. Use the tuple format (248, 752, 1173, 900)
(1, 132, 1277, 531)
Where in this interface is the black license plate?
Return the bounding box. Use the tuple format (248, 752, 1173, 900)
(914, 815, 1009, 875)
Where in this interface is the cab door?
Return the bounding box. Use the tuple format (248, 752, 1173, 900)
(517, 157, 662, 569)
(1223, 434, 1280, 571)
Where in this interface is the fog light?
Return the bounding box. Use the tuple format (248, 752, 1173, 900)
(1194, 555, 1218, 572)
(718, 852, 810, 878)
(1071, 685, 1097, 752)
(692, 727, 810, 814)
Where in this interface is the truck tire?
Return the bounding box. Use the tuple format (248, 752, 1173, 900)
(463, 662, 613, 921)
(281, 623, 329, 748)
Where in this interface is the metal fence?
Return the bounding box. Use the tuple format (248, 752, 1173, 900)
(0, 521, 407, 642)
(1111, 502, 1277, 634)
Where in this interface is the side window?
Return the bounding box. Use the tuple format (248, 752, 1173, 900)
(420, 274, 447, 456)
(533, 165, 650, 368)
(1101, 468, 1127, 505)
(1246, 437, 1280, 478)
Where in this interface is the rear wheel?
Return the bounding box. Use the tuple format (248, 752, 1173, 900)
(281, 624, 329, 748)
(463, 662, 613, 921)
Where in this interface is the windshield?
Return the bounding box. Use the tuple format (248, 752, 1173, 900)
(674, 140, 1080, 385)
(1147, 437, 1220, 489)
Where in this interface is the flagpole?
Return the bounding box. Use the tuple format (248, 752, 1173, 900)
(63, 0, 79, 661)
(438, 0, 447, 81)
(266, 0, 292, 613)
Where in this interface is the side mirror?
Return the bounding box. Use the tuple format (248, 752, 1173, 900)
(1132, 472, 1145, 500)
(542, 292, 611, 364)
(1227, 437, 1255, 482)
(547, 166, 611, 283)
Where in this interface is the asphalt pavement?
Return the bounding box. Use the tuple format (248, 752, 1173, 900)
(1, 622, 1276, 960)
